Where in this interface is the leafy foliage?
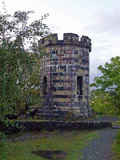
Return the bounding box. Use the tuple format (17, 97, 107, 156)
(90, 56, 120, 114)
(0, 4, 50, 124)
(90, 90, 117, 115)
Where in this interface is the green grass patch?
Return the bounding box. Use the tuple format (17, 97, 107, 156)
(8, 130, 97, 160)
(112, 131, 120, 160)
(112, 120, 120, 126)
(0, 132, 8, 160)
(15, 119, 50, 122)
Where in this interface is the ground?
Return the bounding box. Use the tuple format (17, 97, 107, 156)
(81, 128, 119, 160)
(6, 116, 120, 160)
(81, 116, 120, 160)
(7, 130, 97, 160)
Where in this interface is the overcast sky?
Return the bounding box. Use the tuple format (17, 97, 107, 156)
(0, 0, 120, 83)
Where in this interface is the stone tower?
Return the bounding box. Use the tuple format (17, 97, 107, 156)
(38, 33, 92, 119)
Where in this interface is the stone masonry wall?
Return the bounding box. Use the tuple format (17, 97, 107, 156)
(38, 33, 92, 119)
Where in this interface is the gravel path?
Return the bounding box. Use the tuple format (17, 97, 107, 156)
(81, 116, 120, 160)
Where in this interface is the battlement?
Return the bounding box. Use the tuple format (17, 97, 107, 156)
(38, 33, 92, 52)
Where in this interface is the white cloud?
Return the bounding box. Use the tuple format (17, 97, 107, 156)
(87, 7, 120, 82)
(1, 0, 120, 83)
(87, 6, 120, 33)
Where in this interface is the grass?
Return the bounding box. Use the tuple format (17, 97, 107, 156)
(7, 130, 98, 160)
(15, 119, 50, 122)
(0, 132, 8, 160)
(113, 131, 120, 160)
(112, 120, 120, 126)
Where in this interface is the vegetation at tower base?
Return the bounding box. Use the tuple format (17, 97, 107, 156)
(90, 56, 120, 115)
(0, 4, 50, 128)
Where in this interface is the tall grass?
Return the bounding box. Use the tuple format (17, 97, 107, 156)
(113, 131, 120, 160)
(0, 132, 8, 160)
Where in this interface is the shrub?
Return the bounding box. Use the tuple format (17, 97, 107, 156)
(90, 90, 118, 115)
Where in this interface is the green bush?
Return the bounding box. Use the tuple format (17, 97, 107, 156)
(0, 132, 8, 160)
(90, 90, 119, 115)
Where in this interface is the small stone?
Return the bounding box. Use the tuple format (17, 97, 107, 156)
(88, 156, 92, 159)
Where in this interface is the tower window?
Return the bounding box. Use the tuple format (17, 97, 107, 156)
(77, 76, 83, 96)
(43, 76, 47, 95)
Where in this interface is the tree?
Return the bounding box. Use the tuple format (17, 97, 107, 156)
(91, 56, 120, 114)
(0, 5, 50, 122)
(90, 90, 116, 115)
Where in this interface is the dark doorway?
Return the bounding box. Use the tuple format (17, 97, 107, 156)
(43, 76, 47, 95)
(77, 76, 83, 96)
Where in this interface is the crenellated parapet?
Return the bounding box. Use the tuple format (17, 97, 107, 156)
(80, 36, 91, 52)
(38, 33, 91, 52)
(63, 33, 79, 44)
